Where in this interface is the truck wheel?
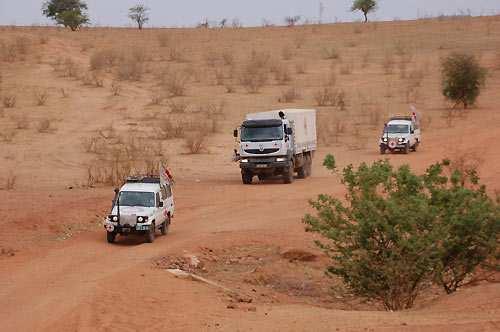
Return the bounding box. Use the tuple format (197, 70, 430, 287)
(380, 146, 386, 155)
(283, 165, 294, 184)
(306, 155, 313, 177)
(297, 166, 306, 179)
(160, 216, 170, 235)
(145, 224, 155, 243)
(106, 232, 116, 244)
(242, 171, 253, 185)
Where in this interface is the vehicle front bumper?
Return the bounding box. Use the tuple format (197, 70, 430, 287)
(380, 142, 408, 149)
(104, 220, 152, 234)
(239, 157, 291, 172)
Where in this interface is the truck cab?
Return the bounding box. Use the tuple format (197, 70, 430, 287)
(380, 115, 421, 154)
(104, 176, 174, 244)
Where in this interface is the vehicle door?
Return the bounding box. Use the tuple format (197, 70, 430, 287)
(163, 183, 174, 218)
(154, 192, 165, 227)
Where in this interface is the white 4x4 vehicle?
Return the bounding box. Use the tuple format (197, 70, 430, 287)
(379, 115, 421, 154)
(104, 175, 174, 244)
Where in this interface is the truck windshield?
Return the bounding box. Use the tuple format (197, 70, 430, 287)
(118, 191, 155, 207)
(241, 126, 283, 142)
(385, 124, 409, 134)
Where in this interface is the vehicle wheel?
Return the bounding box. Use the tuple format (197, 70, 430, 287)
(160, 216, 170, 235)
(305, 155, 313, 177)
(257, 175, 266, 182)
(380, 146, 386, 155)
(145, 224, 155, 243)
(297, 166, 306, 179)
(412, 142, 418, 152)
(403, 143, 410, 154)
(242, 171, 253, 185)
(106, 232, 116, 243)
(283, 165, 294, 184)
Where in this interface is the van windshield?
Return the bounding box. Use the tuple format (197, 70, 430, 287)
(241, 126, 283, 142)
(119, 191, 155, 207)
(385, 124, 409, 134)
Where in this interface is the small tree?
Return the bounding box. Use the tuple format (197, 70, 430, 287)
(129, 4, 149, 30)
(42, 0, 89, 31)
(351, 0, 377, 23)
(441, 53, 487, 109)
(285, 16, 301, 27)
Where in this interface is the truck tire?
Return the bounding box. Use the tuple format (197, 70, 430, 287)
(145, 224, 155, 243)
(283, 165, 294, 184)
(160, 216, 170, 235)
(242, 171, 253, 185)
(297, 165, 306, 179)
(106, 232, 116, 244)
(380, 146, 386, 155)
(306, 155, 313, 177)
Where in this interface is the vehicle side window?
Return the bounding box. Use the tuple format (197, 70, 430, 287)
(155, 193, 161, 207)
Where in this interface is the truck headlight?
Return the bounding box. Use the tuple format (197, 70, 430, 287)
(382, 137, 388, 142)
(276, 157, 286, 162)
(111, 216, 118, 222)
(240, 159, 249, 163)
(137, 216, 148, 223)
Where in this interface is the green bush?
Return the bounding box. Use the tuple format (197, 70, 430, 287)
(441, 53, 487, 109)
(304, 155, 499, 310)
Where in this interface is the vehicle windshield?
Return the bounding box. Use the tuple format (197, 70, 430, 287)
(118, 191, 155, 207)
(385, 124, 410, 134)
(241, 126, 283, 142)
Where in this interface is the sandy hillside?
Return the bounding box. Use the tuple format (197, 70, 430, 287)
(0, 16, 499, 331)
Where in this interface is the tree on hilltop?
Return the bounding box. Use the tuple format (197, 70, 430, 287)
(129, 4, 150, 30)
(42, 0, 89, 31)
(351, 0, 377, 23)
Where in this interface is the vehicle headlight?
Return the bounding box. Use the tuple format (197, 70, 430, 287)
(276, 157, 286, 162)
(240, 159, 249, 163)
(112, 216, 118, 222)
(137, 216, 148, 223)
(382, 137, 388, 142)
(398, 138, 405, 142)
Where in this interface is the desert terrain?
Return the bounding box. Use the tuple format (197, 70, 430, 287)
(0, 16, 499, 331)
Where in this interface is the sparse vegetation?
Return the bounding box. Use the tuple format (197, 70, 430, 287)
(34, 88, 49, 106)
(3, 95, 16, 108)
(278, 87, 301, 103)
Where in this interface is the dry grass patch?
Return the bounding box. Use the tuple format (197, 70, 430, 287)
(168, 99, 189, 113)
(34, 88, 49, 106)
(37, 118, 52, 133)
(3, 95, 16, 108)
(278, 87, 301, 103)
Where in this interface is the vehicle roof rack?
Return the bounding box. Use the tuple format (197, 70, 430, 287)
(389, 116, 413, 121)
(126, 175, 160, 184)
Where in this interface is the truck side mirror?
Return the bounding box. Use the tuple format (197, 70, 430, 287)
(286, 127, 293, 135)
(410, 129, 415, 134)
(233, 129, 238, 138)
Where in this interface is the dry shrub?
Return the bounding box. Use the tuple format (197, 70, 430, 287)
(37, 119, 52, 133)
(159, 68, 189, 97)
(110, 81, 121, 96)
(157, 33, 170, 47)
(15, 116, 29, 130)
(167, 99, 189, 113)
(339, 63, 353, 75)
(34, 88, 49, 106)
(314, 88, 346, 109)
(225, 84, 236, 93)
(281, 44, 294, 60)
(185, 129, 208, 154)
(83, 71, 104, 87)
(54, 57, 80, 78)
(222, 50, 235, 66)
(214, 68, 225, 85)
(318, 119, 345, 145)
(278, 87, 301, 103)
(295, 61, 307, 74)
(158, 118, 186, 139)
(3, 95, 16, 108)
(239, 51, 270, 93)
(199, 101, 225, 133)
(80, 41, 93, 52)
(1, 172, 17, 191)
(117, 56, 143, 81)
(168, 46, 185, 62)
(0, 130, 16, 143)
(60, 88, 69, 98)
(39, 35, 49, 45)
(90, 49, 120, 71)
(382, 52, 395, 75)
(322, 46, 340, 60)
(274, 64, 292, 85)
(0, 36, 30, 62)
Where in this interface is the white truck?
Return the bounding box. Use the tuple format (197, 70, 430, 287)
(104, 172, 174, 244)
(379, 114, 421, 154)
(234, 109, 317, 184)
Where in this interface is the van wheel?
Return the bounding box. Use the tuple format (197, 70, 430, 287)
(106, 232, 116, 243)
(412, 142, 418, 152)
(145, 224, 155, 243)
(283, 165, 294, 184)
(160, 216, 170, 235)
(242, 171, 253, 185)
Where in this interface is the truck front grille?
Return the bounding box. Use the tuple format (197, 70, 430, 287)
(244, 148, 280, 154)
